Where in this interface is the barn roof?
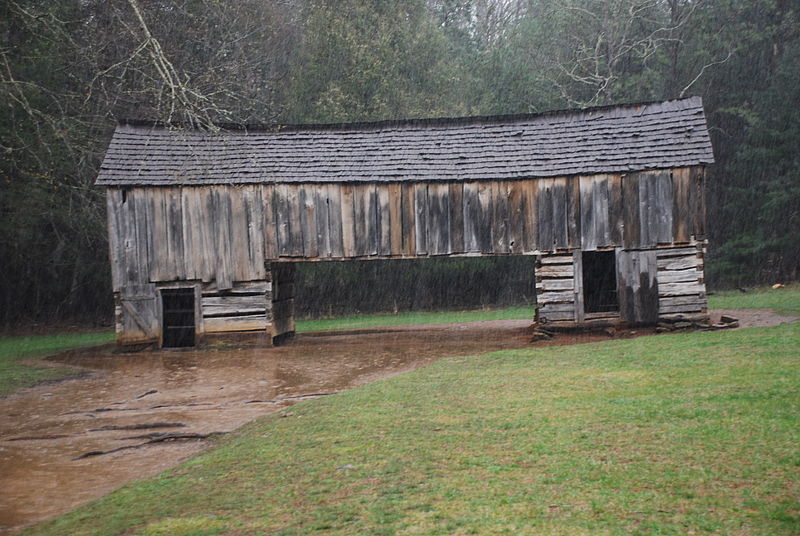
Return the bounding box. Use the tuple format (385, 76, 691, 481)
(96, 97, 714, 186)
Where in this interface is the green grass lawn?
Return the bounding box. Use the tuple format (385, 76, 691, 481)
(708, 283, 800, 315)
(25, 317, 799, 535)
(0, 331, 115, 397)
(295, 306, 534, 333)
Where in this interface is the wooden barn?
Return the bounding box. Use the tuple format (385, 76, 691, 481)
(96, 97, 714, 348)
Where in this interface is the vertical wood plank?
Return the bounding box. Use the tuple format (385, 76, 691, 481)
(212, 186, 234, 289)
(655, 171, 674, 244)
(182, 188, 207, 282)
(552, 178, 568, 250)
(537, 179, 554, 252)
(491, 181, 509, 253)
(449, 182, 464, 254)
(579, 176, 596, 251)
(642, 249, 659, 323)
(167, 188, 186, 280)
(119, 191, 141, 290)
(672, 168, 690, 243)
(596, 176, 610, 247)
(523, 179, 538, 253)
(229, 187, 248, 281)
(261, 185, 277, 260)
(638, 173, 653, 247)
(573, 250, 584, 322)
(477, 181, 493, 253)
(377, 185, 391, 255)
(132, 189, 153, 286)
(150, 188, 170, 282)
(388, 183, 403, 256)
(414, 183, 429, 255)
(274, 184, 288, 256)
(462, 182, 480, 253)
(326, 184, 344, 257)
(299, 185, 319, 258)
(313, 185, 330, 258)
(199, 188, 216, 283)
(617, 249, 658, 324)
(692, 166, 707, 240)
(427, 182, 451, 255)
(106, 189, 124, 291)
(607, 174, 623, 246)
(367, 185, 380, 255)
(241, 185, 266, 279)
(340, 184, 356, 257)
(566, 176, 581, 249)
(400, 183, 416, 257)
(622, 173, 641, 249)
(507, 181, 524, 254)
(352, 184, 370, 256)
(325, 184, 344, 258)
(288, 185, 304, 256)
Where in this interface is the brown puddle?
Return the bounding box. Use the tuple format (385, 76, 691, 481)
(0, 311, 793, 534)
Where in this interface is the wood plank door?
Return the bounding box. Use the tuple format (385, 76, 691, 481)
(616, 249, 659, 325)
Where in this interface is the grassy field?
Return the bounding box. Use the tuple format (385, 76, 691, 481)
(295, 306, 533, 333)
(24, 298, 799, 535)
(708, 283, 800, 315)
(0, 331, 114, 397)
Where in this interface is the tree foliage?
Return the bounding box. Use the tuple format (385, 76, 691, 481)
(283, 0, 468, 122)
(1, 0, 797, 325)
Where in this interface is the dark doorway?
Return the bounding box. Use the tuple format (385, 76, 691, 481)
(582, 251, 618, 314)
(161, 288, 196, 348)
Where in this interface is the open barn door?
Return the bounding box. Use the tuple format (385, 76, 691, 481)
(616, 250, 659, 325)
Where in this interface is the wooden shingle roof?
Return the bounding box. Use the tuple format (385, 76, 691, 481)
(96, 97, 714, 186)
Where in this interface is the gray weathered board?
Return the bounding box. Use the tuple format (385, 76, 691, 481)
(107, 167, 707, 293)
(536, 243, 707, 325)
(107, 169, 708, 343)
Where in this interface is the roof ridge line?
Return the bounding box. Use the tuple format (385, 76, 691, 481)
(118, 97, 703, 133)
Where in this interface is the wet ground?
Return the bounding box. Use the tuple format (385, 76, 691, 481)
(0, 310, 795, 534)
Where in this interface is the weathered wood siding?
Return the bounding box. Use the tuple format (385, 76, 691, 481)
(656, 245, 708, 317)
(536, 245, 708, 326)
(107, 167, 707, 279)
(535, 254, 576, 322)
(201, 281, 270, 334)
(107, 166, 708, 342)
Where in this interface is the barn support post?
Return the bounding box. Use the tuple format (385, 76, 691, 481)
(270, 261, 296, 344)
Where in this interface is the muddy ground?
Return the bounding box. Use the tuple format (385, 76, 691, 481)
(0, 310, 795, 534)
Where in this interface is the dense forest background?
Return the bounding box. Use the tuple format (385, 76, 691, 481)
(1, 0, 798, 325)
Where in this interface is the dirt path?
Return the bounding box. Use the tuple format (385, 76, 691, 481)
(0, 310, 795, 534)
(708, 308, 798, 328)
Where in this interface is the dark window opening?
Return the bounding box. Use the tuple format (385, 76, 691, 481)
(162, 288, 195, 348)
(582, 251, 618, 314)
